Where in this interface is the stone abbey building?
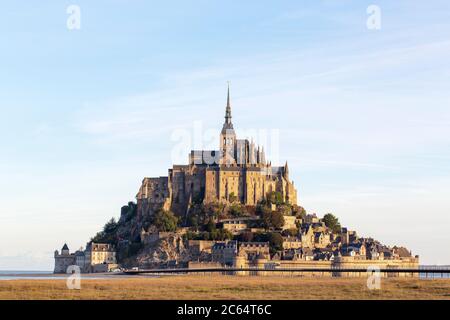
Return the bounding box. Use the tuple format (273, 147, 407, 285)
(136, 86, 298, 218)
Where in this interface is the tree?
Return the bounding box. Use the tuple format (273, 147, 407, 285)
(256, 199, 268, 214)
(205, 202, 226, 220)
(267, 191, 283, 206)
(205, 220, 217, 233)
(257, 203, 272, 216)
(91, 217, 118, 244)
(253, 231, 283, 253)
(195, 231, 210, 240)
(186, 203, 219, 228)
(103, 217, 118, 234)
(208, 228, 233, 241)
(262, 210, 272, 229)
(219, 229, 233, 241)
(277, 204, 292, 216)
(322, 213, 341, 233)
(253, 232, 268, 242)
(238, 231, 254, 242)
(229, 203, 247, 217)
(271, 211, 285, 229)
(282, 228, 298, 237)
(228, 192, 238, 203)
(267, 232, 284, 254)
(153, 210, 179, 232)
(293, 205, 307, 219)
(184, 231, 196, 241)
(262, 210, 285, 230)
(187, 213, 200, 230)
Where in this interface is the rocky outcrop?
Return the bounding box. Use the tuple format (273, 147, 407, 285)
(135, 233, 191, 268)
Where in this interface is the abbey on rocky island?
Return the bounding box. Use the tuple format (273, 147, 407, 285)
(54, 85, 419, 275)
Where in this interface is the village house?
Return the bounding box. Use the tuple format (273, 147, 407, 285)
(219, 217, 260, 235)
(282, 236, 302, 249)
(211, 241, 238, 265)
(281, 215, 298, 230)
(314, 231, 331, 248)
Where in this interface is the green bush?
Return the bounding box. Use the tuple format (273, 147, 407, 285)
(293, 205, 307, 219)
(228, 192, 238, 203)
(209, 229, 233, 241)
(267, 191, 284, 206)
(322, 213, 341, 233)
(153, 210, 179, 232)
(229, 203, 248, 217)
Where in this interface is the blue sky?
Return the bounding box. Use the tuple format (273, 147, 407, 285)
(1, 1, 450, 270)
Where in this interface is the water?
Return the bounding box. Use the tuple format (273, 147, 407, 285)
(0, 270, 126, 280)
(0, 270, 52, 275)
(0, 270, 58, 280)
(419, 265, 450, 279)
(0, 270, 148, 280)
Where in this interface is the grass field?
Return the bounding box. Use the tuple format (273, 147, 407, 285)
(1, 275, 449, 300)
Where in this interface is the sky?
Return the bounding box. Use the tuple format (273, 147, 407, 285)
(1, 1, 450, 270)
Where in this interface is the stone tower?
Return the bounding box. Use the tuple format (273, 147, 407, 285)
(61, 243, 70, 255)
(220, 83, 236, 166)
(233, 250, 248, 276)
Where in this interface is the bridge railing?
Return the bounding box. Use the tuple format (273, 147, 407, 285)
(121, 266, 450, 278)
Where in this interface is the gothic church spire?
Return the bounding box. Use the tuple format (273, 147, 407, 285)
(223, 82, 233, 130)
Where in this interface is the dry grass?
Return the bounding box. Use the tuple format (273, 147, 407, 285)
(1, 275, 449, 300)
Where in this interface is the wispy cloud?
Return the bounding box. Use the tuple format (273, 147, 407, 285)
(75, 37, 450, 145)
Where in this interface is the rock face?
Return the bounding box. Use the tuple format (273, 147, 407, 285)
(135, 234, 191, 268)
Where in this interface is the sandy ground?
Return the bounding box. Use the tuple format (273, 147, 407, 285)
(1, 275, 449, 300)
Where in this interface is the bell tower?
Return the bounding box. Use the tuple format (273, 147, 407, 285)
(220, 82, 236, 165)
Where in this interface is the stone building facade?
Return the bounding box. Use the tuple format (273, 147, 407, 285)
(54, 243, 75, 273)
(88, 243, 116, 266)
(54, 242, 117, 273)
(136, 86, 298, 219)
